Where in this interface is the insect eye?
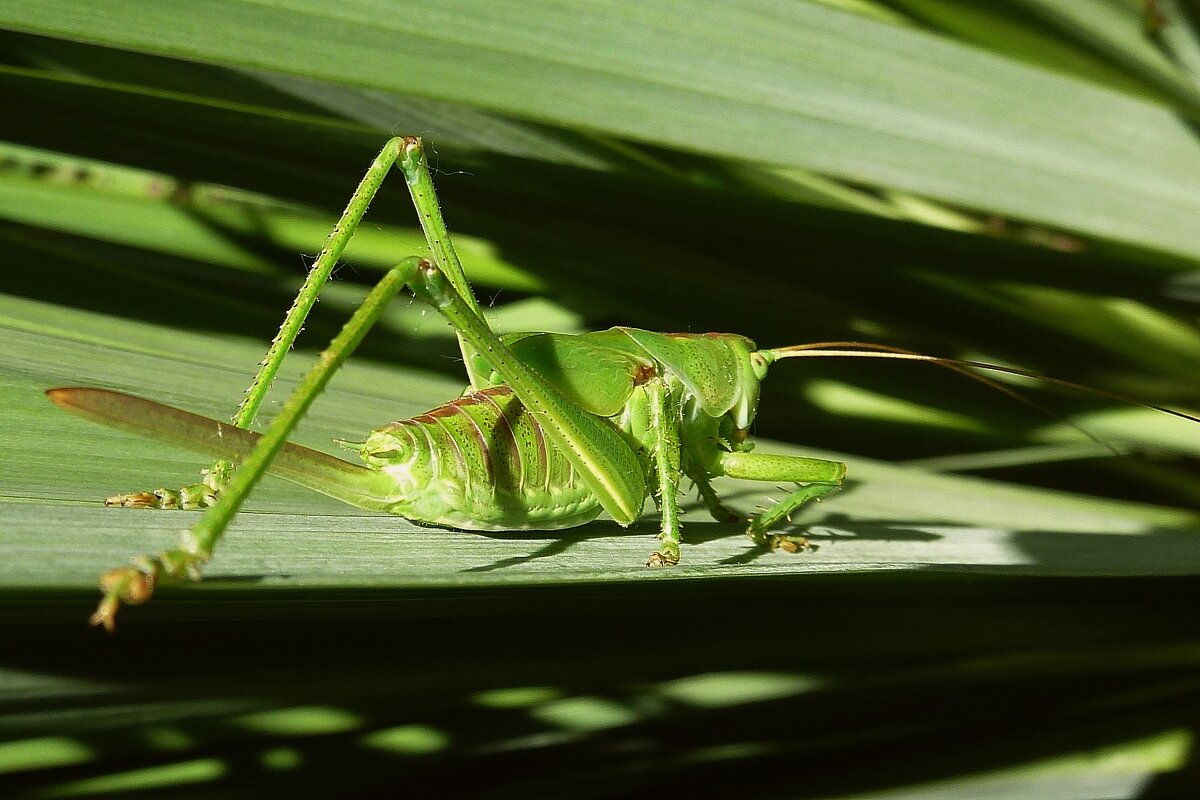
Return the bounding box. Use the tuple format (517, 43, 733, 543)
(749, 352, 770, 380)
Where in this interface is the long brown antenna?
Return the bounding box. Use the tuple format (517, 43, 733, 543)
(762, 341, 1200, 453)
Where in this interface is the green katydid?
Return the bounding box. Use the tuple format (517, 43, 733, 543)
(45, 137, 1199, 631)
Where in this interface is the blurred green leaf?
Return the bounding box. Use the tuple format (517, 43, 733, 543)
(4, 0, 1200, 259)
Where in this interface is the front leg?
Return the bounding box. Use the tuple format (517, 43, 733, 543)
(716, 451, 846, 552)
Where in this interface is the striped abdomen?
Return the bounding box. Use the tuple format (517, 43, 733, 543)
(357, 387, 606, 530)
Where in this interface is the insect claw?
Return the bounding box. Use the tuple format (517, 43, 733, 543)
(89, 597, 120, 633)
(91, 563, 158, 632)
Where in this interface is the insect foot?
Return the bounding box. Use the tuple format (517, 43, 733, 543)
(104, 483, 219, 509)
(646, 545, 681, 567)
(743, 482, 839, 554)
(105, 490, 172, 508)
(90, 548, 206, 632)
(745, 518, 818, 554)
(760, 532, 815, 554)
(90, 564, 156, 632)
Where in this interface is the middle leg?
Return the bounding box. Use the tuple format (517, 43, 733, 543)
(645, 379, 684, 567)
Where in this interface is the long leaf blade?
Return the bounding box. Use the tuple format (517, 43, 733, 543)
(3, 0, 1200, 258)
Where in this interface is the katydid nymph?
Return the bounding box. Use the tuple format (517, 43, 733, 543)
(45, 137, 1196, 631)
